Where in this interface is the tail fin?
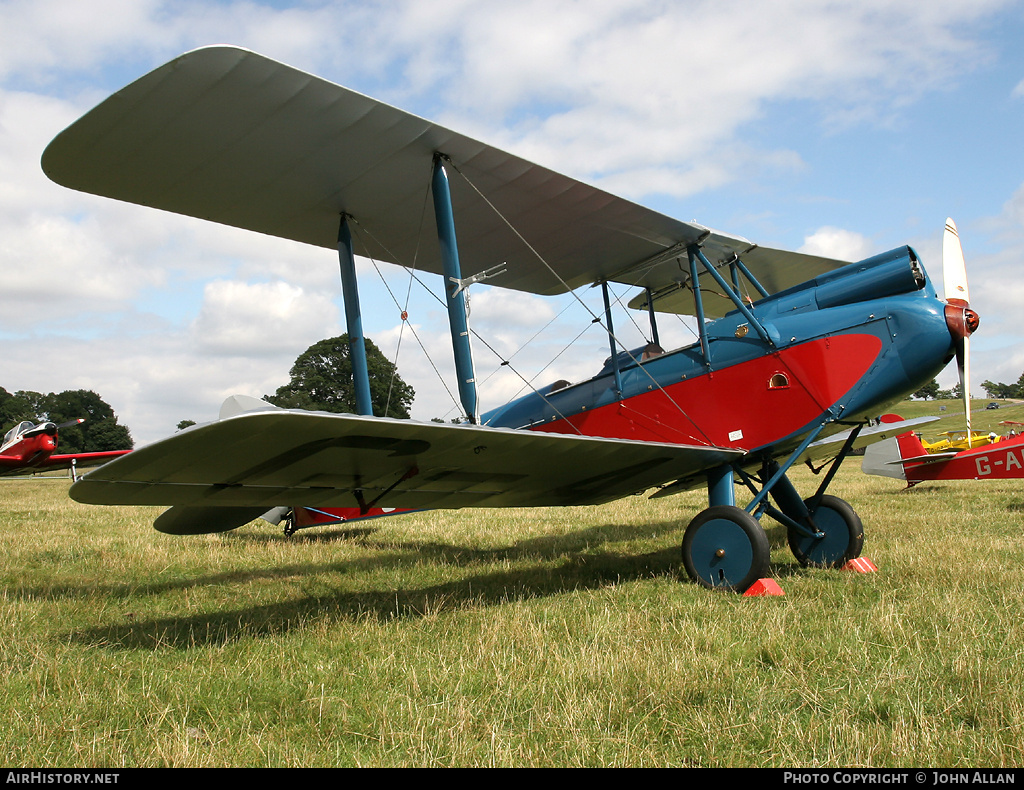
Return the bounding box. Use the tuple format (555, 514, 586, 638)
(861, 414, 927, 482)
(894, 429, 928, 462)
(862, 435, 908, 480)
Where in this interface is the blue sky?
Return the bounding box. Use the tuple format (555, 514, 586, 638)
(1, 0, 1023, 445)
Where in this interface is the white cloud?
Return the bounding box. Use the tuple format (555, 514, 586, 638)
(410, 0, 1008, 196)
(0, 0, 164, 83)
(798, 227, 875, 261)
(190, 279, 338, 356)
(964, 182, 1024, 347)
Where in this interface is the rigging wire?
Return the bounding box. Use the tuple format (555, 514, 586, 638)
(349, 178, 593, 430)
(445, 159, 716, 446)
(347, 211, 464, 420)
(340, 155, 730, 446)
(477, 295, 594, 407)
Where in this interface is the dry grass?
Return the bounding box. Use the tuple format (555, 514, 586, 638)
(1, 451, 1023, 767)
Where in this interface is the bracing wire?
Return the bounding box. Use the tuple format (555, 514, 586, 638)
(445, 159, 716, 446)
(349, 176, 594, 430)
(342, 155, 719, 445)
(347, 197, 465, 420)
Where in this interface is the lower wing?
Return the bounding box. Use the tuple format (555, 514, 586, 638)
(70, 399, 743, 533)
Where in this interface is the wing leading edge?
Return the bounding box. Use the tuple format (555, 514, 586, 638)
(42, 45, 846, 316)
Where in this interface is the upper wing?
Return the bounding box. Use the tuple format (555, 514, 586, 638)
(69, 401, 741, 514)
(42, 46, 846, 315)
(624, 245, 854, 317)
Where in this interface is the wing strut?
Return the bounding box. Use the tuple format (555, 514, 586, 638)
(683, 243, 780, 371)
(338, 215, 374, 416)
(601, 281, 624, 399)
(687, 248, 712, 368)
(432, 155, 479, 424)
(691, 245, 777, 348)
(729, 255, 771, 300)
(645, 287, 661, 347)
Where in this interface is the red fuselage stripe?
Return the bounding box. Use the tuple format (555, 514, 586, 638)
(530, 334, 883, 448)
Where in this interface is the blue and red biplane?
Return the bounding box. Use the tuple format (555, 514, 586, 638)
(42, 46, 977, 592)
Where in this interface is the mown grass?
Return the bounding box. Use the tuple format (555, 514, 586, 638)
(882, 397, 1024, 434)
(2, 414, 1024, 766)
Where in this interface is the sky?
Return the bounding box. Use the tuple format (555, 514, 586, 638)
(2, 0, 1023, 446)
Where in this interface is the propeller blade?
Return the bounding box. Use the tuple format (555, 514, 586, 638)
(56, 418, 86, 430)
(943, 218, 975, 446)
(943, 217, 969, 305)
(959, 336, 972, 445)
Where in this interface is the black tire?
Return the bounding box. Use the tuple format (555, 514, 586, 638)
(682, 505, 771, 592)
(788, 494, 864, 568)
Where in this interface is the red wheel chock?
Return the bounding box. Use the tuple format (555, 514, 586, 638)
(842, 557, 878, 573)
(743, 578, 785, 597)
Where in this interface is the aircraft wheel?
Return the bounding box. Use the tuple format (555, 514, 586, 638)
(682, 505, 770, 593)
(788, 494, 864, 568)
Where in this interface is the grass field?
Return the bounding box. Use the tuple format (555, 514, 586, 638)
(2, 400, 1023, 767)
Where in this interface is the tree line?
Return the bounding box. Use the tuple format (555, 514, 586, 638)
(979, 373, 1024, 400)
(0, 387, 134, 452)
(913, 374, 1024, 401)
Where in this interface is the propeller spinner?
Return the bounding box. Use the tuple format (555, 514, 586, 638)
(942, 218, 980, 443)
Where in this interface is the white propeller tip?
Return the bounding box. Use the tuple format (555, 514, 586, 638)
(942, 217, 968, 304)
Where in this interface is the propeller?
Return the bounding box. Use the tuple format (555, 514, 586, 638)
(22, 418, 86, 438)
(942, 218, 980, 445)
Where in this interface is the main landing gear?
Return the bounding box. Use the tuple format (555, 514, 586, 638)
(681, 426, 866, 592)
(682, 505, 770, 592)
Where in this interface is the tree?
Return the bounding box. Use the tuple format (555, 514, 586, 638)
(40, 389, 134, 453)
(264, 334, 415, 418)
(0, 388, 42, 427)
(912, 379, 940, 400)
(981, 375, 1024, 399)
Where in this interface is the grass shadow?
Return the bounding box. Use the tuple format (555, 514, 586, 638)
(55, 513, 712, 647)
(66, 542, 689, 651)
(54, 502, 834, 652)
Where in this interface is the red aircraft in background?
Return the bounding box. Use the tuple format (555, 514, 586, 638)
(263, 504, 414, 536)
(0, 418, 130, 478)
(863, 415, 1024, 486)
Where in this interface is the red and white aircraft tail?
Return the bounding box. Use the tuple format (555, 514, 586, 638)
(863, 415, 1024, 486)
